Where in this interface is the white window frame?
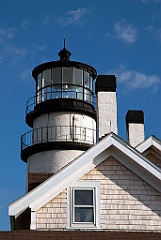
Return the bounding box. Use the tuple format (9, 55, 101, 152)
(72, 188, 95, 224)
(67, 181, 100, 229)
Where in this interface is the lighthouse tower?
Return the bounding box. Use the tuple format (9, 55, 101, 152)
(21, 43, 97, 191)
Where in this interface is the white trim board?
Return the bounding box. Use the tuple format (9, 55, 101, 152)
(136, 135, 161, 154)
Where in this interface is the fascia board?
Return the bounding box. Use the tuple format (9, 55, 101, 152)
(136, 136, 161, 154)
(111, 136, 161, 192)
(9, 134, 113, 215)
(152, 136, 161, 150)
(112, 135, 161, 178)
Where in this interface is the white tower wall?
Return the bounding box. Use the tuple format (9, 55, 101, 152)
(33, 112, 96, 145)
(26, 112, 96, 175)
(27, 149, 83, 174)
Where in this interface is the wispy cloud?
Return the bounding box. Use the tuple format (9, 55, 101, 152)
(0, 26, 29, 65)
(109, 65, 160, 91)
(59, 8, 91, 26)
(6, 45, 28, 56)
(0, 25, 32, 62)
(20, 68, 31, 80)
(0, 27, 15, 43)
(113, 20, 138, 43)
(0, 25, 48, 67)
(21, 20, 30, 29)
(42, 15, 51, 26)
(146, 26, 161, 43)
(146, 25, 153, 31)
(156, 28, 161, 42)
(141, 0, 161, 3)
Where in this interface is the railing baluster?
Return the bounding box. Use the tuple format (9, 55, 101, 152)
(26, 85, 96, 113)
(21, 125, 96, 151)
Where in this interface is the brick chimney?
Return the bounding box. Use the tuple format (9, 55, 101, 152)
(126, 110, 145, 147)
(96, 75, 118, 140)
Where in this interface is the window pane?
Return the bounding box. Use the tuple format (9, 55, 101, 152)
(84, 89, 92, 103)
(75, 207, 94, 222)
(52, 68, 61, 85)
(37, 73, 42, 90)
(84, 71, 89, 89)
(43, 69, 51, 86)
(75, 190, 93, 205)
(75, 87, 83, 100)
(62, 67, 73, 84)
(89, 76, 93, 91)
(74, 68, 83, 86)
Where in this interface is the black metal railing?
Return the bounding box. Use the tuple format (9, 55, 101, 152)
(21, 125, 96, 151)
(26, 85, 95, 114)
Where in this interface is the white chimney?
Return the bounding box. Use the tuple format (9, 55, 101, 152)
(126, 110, 145, 147)
(96, 75, 118, 140)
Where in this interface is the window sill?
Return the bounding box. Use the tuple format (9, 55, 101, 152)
(67, 226, 101, 230)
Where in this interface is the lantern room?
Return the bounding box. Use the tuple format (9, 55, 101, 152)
(26, 46, 97, 127)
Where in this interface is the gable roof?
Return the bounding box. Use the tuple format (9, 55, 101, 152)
(136, 135, 161, 156)
(9, 132, 161, 218)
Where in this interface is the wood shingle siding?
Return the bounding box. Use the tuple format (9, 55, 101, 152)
(36, 156, 161, 231)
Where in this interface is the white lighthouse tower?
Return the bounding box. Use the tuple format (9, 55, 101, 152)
(21, 43, 97, 191)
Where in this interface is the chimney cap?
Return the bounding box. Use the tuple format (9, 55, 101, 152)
(126, 110, 144, 124)
(95, 75, 116, 94)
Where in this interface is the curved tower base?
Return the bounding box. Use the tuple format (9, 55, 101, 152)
(27, 149, 83, 191)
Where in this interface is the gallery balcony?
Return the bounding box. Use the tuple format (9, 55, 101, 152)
(25, 85, 96, 127)
(21, 125, 96, 162)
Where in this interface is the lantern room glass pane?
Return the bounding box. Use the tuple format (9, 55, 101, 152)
(84, 71, 90, 89)
(52, 68, 61, 85)
(89, 76, 93, 91)
(37, 73, 42, 90)
(43, 69, 51, 86)
(76, 87, 83, 100)
(84, 71, 94, 92)
(84, 89, 92, 103)
(74, 68, 83, 86)
(62, 67, 73, 84)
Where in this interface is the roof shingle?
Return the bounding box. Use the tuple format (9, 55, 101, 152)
(0, 231, 161, 240)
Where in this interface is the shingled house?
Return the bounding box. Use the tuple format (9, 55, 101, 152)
(3, 45, 161, 239)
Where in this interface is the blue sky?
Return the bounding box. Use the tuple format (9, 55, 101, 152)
(0, 0, 161, 230)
